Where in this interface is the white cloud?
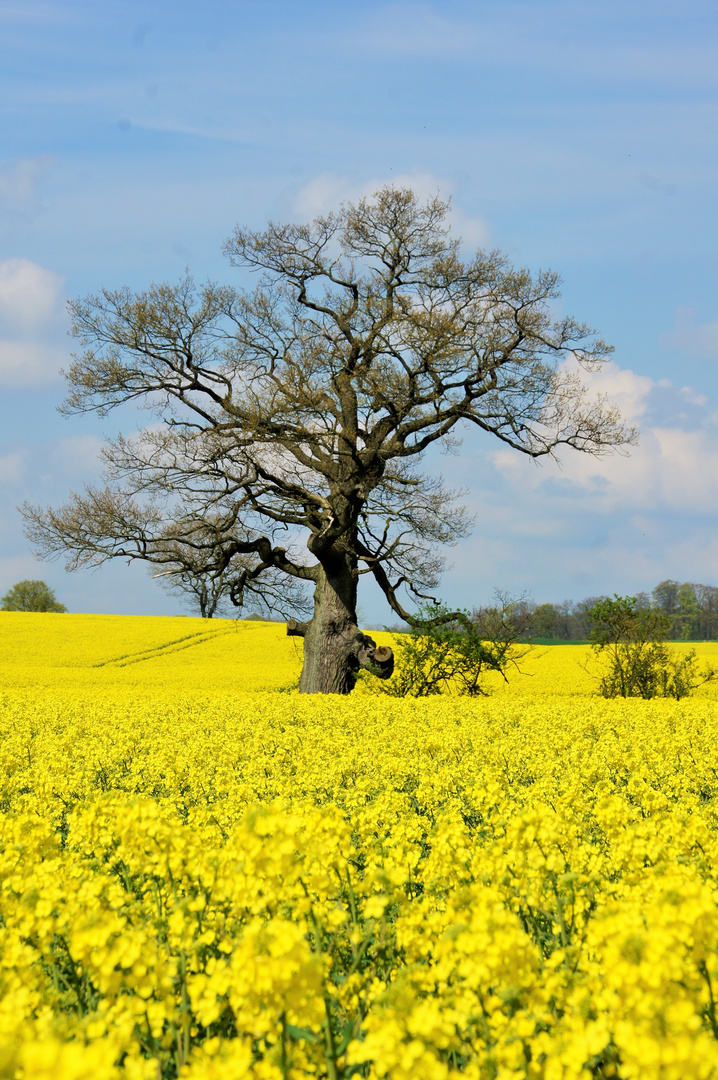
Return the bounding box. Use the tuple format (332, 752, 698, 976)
(0, 340, 66, 387)
(650, 426, 718, 509)
(349, 4, 485, 58)
(0, 258, 64, 328)
(566, 356, 654, 425)
(488, 362, 718, 519)
(0, 259, 68, 387)
(0, 3, 71, 23)
(288, 173, 354, 220)
(441, 366, 718, 605)
(680, 385, 708, 407)
(289, 172, 490, 250)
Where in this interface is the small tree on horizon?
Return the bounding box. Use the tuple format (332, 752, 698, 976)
(1, 579, 68, 613)
(148, 519, 311, 619)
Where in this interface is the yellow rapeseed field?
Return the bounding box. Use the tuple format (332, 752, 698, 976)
(3, 613, 718, 1079)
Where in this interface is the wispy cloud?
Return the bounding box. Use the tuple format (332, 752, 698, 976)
(344, 1, 718, 88)
(348, 3, 483, 58)
(0, 2, 73, 23)
(0, 155, 55, 224)
(0, 341, 66, 387)
(0, 258, 68, 387)
(662, 305, 718, 359)
(288, 172, 490, 250)
(0, 451, 23, 485)
(53, 435, 104, 472)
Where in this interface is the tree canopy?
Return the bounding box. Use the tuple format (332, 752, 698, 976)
(22, 187, 635, 692)
(1, 580, 68, 613)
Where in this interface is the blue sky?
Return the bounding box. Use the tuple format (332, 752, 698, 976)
(1, 0, 717, 620)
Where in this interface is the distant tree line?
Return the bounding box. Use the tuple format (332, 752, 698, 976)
(525, 580, 718, 641)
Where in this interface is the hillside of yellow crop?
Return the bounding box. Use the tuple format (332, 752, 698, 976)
(3, 610, 717, 698)
(0, 612, 302, 695)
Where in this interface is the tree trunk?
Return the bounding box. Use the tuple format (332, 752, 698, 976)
(288, 558, 394, 694)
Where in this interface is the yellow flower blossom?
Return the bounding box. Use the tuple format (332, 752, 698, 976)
(2, 613, 718, 1077)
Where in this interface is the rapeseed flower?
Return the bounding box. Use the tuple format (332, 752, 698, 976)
(2, 614, 718, 1076)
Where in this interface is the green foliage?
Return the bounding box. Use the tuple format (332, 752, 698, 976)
(1, 579, 68, 613)
(531, 602, 559, 639)
(376, 598, 530, 698)
(677, 582, 702, 641)
(650, 579, 718, 640)
(586, 595, 715, 700)
(527, 581, 718, 642)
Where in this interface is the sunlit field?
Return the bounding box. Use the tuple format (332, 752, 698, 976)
(0, 612, 304, 696)
(3, 613, 718, 1079)
(3, 611, 717, 699)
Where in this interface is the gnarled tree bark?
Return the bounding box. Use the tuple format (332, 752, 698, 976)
(287, 560, 393, 694)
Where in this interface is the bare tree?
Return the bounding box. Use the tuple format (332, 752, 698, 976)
(22, 187, 635, 693)
(148, 518, 310, 619)
(151, 548, 310, 620)
(152, 562, 233, 620)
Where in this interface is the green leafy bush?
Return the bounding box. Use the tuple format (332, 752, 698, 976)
(587, 595, 716, 699)
(376, 597, 531, 697)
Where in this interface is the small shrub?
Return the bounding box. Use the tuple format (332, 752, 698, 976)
(587, 595, 716, 699)
(374, 597, 531, 697)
